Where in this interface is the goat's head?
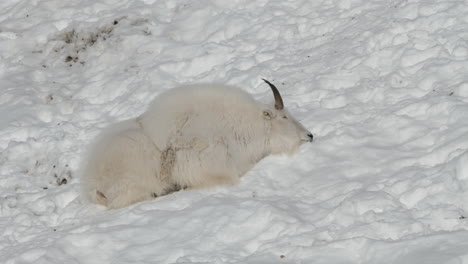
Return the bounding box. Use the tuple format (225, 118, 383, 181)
(261, 79, 313, 154)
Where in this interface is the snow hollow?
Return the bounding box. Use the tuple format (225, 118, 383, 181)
(1, 0, 468, 263)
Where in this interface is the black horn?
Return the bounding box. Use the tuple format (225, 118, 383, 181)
(262, 78, 284, 110)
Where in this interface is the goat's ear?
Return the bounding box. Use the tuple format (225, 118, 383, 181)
(262, 109, 274, 120)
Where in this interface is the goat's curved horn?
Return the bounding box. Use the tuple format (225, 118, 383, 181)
(262, 78, 284, 110)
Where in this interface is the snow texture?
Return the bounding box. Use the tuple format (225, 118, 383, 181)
(1, 0, 468, 263)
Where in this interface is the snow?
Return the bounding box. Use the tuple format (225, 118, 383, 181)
(1, 0, 468, 263)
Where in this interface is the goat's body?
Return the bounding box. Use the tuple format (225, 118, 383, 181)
(82, 84, 269, 208)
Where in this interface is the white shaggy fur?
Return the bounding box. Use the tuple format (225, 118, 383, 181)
(81, 83, 312, 209)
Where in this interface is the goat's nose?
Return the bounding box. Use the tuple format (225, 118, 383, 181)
(307, 133, 314, 142)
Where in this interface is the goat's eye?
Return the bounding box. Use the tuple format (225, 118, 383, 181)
(283, 116, 288, 119)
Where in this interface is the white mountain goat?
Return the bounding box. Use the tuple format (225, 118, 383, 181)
(80, 79, 313, 209)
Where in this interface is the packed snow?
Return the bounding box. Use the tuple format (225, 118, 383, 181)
(1, 0, 468, 263)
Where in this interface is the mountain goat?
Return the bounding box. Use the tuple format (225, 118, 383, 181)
(81, 79, 313, 209)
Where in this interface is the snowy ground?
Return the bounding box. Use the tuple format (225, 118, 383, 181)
(1, 0, 468, 263)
